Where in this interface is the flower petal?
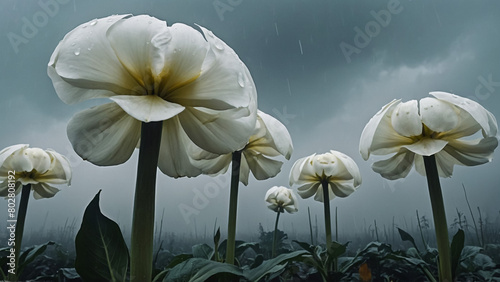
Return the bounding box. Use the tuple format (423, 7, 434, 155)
(391, 100, 422, 137)
(296, 182, 321, 200)
(402, 138, 448, 156)
(190, 153, 231, 176)
(0, 144, 28, 169)
(35, 150, 72, 185)
(239, 153, 251, 186)
(256, 111, 293, 159)
(48, 14, 142, 104)
(289, 155, 309, 186)
(330, 180, 357, 198)
(179, 106, 256, 154)
(110, 95, 185, 122)
(329, 150, 362, 187)
(360, 99, 412, 160)
(168, 26, 256, 110)
(32, 183, 60, 199)
(420, 97, 459, 133)
(244, 151, 283, 181)
(313, 184, 335, 202)
(430, 91, 498, 137)
(157, 117, 203, 178)
(444, 137, 498, 166)
(67, 102, 141, 166)
(0, 181, 21, 197)
(372, 149, 415, 180)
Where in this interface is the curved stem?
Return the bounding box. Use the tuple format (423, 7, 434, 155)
(423, 155, 452, 282)
(272, 209, 282, 258)
(225, 150, 242, 265)
(130, 121, 163, 282)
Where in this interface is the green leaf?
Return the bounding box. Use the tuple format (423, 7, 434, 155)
(17, 241, 55, 276)
(450, 229, 465, 279)
(75, 191, 129, 282)
(243, 250, 307, 281)
(398, 228, 420, 252)
(162, 258, 243, 282)
(191, 244, 213, 259)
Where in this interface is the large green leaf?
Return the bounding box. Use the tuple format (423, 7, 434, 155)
(14, 241, 55, 277)
(243, 250, 307, 281)
(75, 191, 129, 282)
(450, 229, 465, 280)
(162, 258, 243, 282)
(191, 244, 213, 259)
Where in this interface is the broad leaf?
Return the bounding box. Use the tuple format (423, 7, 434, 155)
(398, 228, 420, 252)
(450, 229, 465, 279)
(162, 258, 243, 282)
(191, 244, 213, 259)
(75, 191, 129, 282)
(244, 250, 307, 281)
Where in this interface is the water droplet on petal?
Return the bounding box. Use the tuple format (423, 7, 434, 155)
(89, 19, 98, 26)
(151, 30, 172, 48)
(87, 43, 94, 51)
(74, 48, 81, 56)
(207, 30, 215, 38)
(237, 72, 245, 87)
(71, 42, 76, 46)
(82, 25, 87, 29)
(214, 40, 224, 51)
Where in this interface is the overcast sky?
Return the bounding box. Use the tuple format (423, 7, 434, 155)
(1, 0, 499, 242)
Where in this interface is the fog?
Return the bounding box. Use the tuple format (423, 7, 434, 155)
(1, 0, 499, 243)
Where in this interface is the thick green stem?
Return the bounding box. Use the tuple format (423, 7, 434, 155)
(130, 121, 163, 282)
(10, 184, 31, 281)
(321, 182, 332, 249)
(225, 150, 242, 265)
(423, 155, 452, 282)
(308, 207, 314, 245)
(272, 209, 282, 258)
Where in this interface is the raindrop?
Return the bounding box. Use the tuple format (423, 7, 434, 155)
(237, 72, 245, 87)
(298, 40, 303, 55)
(151, 30, 172, 48)
(87, 43, 94, 51)
(89, 19, 98, 26)
(74, 48, 81, 56)
(274, 22, 279, 36)
(82, 25, 87, 29)
(214, 39, 224, 51)
(207, 30, 215, 38)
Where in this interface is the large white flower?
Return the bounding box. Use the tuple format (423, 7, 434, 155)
(48, 14, 257, 177)
(359, 91, 498, 179)
(0, 144, 72, 199)
(191, 110, 293, 185)
(265, 186, 298, 213)
(289, 151, 361, 202)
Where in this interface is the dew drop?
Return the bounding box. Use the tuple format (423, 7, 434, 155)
(207, 30, 215, 38)
(214, 40, 224, 51)
(71, 42, 76, 46)
(89, 19, 98, 26)
(237, 72, 245, 87)
(82, 25, 87, 29)
(74, 48, 81, 56)
(151, 30, 172, 48)
(87, 43, 94, 51)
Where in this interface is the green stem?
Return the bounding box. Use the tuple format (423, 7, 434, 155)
(10, 184, 31, 281)
(272, 208, 282, 258)
(225, 150, 242, 265)
(130, 121, 163, 282)
(321, 181, 332, 250)
(423, 155, 452, 282)
(308, 207, 314, 245)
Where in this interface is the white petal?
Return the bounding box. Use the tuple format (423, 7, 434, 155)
(36, 150, 72, 185)
(179, 106, 255, 154)
(330, 180, 357, 198)
(444, 137, 498, 166)
(402, 138, 448, 156)
(49, 14, 142, 104)
(0, 144, 28, 169)
(168, 26, 256, 110)
(67, 103, 141, 166)
(420, 97, 459, 133)
(110, 95, 185, 122)
(313, 183, 335, 202)
(191, 154, 231, 176)
(157, 117, 203, 178)
(297, 182, 321, 200)
(360, 99, 412, 160)
(264, 186, 280, 203)
(239, 153, 251, 186)
(372, 149, 415, 180)
(391, 100, 422, 137)
(290, 154, 321, 185)
(430, 91, 498, 137)
(289, 156, 309, 186)
(255, 111, 293, 159)
(32, 183, 60, 199)
(0, 181, 21, 197)
(244, 151, 283, 181)
(329, 150, 362, 187)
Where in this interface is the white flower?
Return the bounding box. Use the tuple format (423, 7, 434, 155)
(48, 14, 257, 177)
(0, 144, 72, 199)
(359, 92, 498, 179)
(191, 110, 293, 185)
(289, 151, 361, 202)
(265, 186, 299, 213)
